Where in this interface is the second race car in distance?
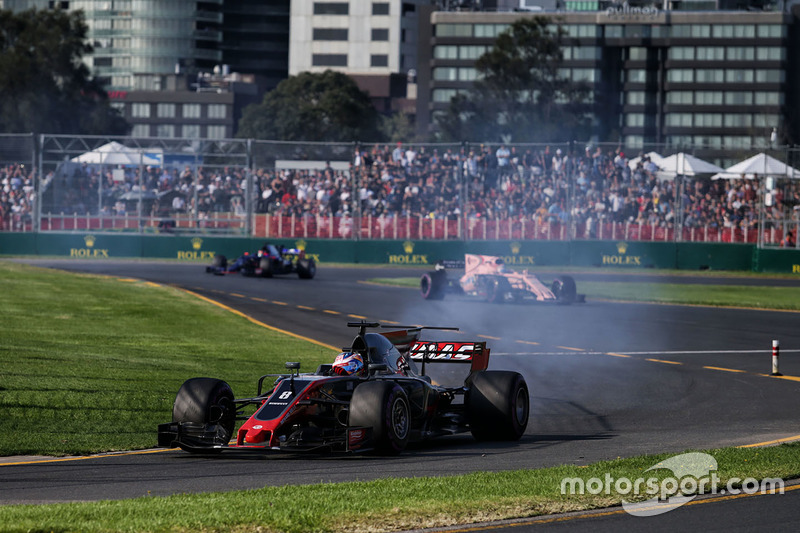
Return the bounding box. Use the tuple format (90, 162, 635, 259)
(420, 254, 584, 304)
(157, 321, 529, 455)
(206, 243, 316, 279)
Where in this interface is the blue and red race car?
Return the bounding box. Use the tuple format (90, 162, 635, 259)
(206, 243, 316, 279)
(157, 322, 529, 455)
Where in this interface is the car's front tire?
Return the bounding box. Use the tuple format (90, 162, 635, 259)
(172, 378, 236, 450)
(349, 381, 410, 454)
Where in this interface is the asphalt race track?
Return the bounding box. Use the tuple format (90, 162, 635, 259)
(3, 260, 800, 506)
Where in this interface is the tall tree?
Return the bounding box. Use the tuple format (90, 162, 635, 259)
(0, 8, 128, 135)
(436, 17, 592, 143)
(237, 70, 384, 142)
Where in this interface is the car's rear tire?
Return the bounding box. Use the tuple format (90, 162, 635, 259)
(212, 254, 227, 270)
(297, 258, 316, 279)
(349, 381, 410, 454)
(172, 378, 236, 450)
(552, 275, 577, 304)
(467, 371, 529, 441)
(259, 257, 274, 278)
(420, 271, 445, 300)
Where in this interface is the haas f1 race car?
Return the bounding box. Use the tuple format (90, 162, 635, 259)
(206, 243, 316, 279)
(157, 322, 529, 454)
(421, 254, 584, 304)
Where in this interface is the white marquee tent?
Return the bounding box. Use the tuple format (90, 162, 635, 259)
(70, 141, 162, 167)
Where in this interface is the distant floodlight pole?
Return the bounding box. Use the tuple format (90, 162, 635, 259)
(772, 339, 782, 376)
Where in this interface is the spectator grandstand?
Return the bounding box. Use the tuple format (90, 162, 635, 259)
(5, 138, 800, 246)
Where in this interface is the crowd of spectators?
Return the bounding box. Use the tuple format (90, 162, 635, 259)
(8, 143, 800, 241)
(0, 163, 35, 230)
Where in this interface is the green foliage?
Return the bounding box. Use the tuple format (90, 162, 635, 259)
(436, 17, 592, 143)
(0, 262, 334, 456)
(237, 70, 385, 142)
(0, 8, 128, 135)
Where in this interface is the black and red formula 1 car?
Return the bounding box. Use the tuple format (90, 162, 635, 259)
(421, 254, 584, 304)
(157, 322, 529, 455)
(206, 243, 316, 279)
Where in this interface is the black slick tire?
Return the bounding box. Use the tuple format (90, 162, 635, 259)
(349, 381, 410, 454)
(467, 371, 529, 441)
(212, 254, 227, 270)
(297, 258, 316, 279)
(172, 378, 236, 449)
(552, 275, 577, 304)
(420, 271, 445, 300)
(259, 257, 274, 278)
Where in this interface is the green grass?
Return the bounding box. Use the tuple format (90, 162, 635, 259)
(1, 444, 799, 532)
(0, 261, 336, 456)
(369, 277, 800, 311)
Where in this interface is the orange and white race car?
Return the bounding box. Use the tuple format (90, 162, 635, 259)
(420, 254, 584, 304)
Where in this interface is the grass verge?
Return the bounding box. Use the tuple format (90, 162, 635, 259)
(0, 261, 335, 456)
(2, 443, 799, 532)
(369, 277, 800, 311)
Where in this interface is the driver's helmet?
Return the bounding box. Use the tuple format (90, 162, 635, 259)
(495, 257, 507, 272)
(332, 352, 364, 376)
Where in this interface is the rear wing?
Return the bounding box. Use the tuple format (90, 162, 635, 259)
(409, 341, 490, 375)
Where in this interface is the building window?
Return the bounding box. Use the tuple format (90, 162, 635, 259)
(131, 103, 150, 118)
(725, 92, 752, 105)
(713, 24, 755, 38)
(726, 69, 753, 83)
(695, 113, 722, 128)
(207, 104, 226, 119)
(626, 92, 646, 106)
(726, 47, 754, 61)
(460, 45, 488, 60)
(156, 124, 175, 138)
(756, 47, 785, 61)
(724, 114, 752, 128)
(157, 103, 175, 118)
(757, 24, 784, 38)
(433, 46, 458, 60)
(695, 69, 724, 83)
(371, 28, 389, 41)
(370, 54, 388, 67)
(695, 91, 722, 105)
(131, 124, 149, 137)
(666, 91, 692, 105)
(436, 24, 473, 37)
(432, 88, 460, 103)
(474, 24, 509, 38)
(754, 92, 783, 105)
(625, 135, 644, 149)
(753, 114, 780, 128)
(372, 2, 389, 15)
(667, 69, 693, 83)
(628, 47, 648, 61)
(605, 25, 623, 38)
(665, 114, 692, 127)
(669, 47, 694, 61)
(313, 28, 348, 41)
(313, 2, 348, 15)
(182, 125, 200, 139)
(755, 70, 784, 83)
(696, 47, 724, 61)
(313, 54, 347, 67)
(206, 125, 226, 139)
(183, 104, 201, 119)
(625, 114, 645, 127)
(626, 69, 647, 83)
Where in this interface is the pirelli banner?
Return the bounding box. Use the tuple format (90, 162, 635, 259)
(0, 233, 793, 274)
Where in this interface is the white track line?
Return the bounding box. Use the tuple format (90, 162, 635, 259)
(492, 349, 800, 356)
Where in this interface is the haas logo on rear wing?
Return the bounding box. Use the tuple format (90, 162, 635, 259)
(409, 341, 490, 372)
